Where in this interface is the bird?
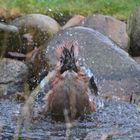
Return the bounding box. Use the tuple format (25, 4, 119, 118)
(39, 40, 98, 120)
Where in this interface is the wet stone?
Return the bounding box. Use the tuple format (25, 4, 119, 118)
(44, 26, 140, 101)
(0, 58, 28, 97)
(0, 99, 140, 139)
(80, 14, 129, 52)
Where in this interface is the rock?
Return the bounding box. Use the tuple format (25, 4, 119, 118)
(84, 100, 140, 140)
(62, 15, 85, 29)
(80, 14, 129, 51)
(127, 7, 140, 56)
(0, 22, 21, 56)
(0, 58, 28, 97)
(11, 14, 61, 50)
(44, 26, 140, 101)
(1, 99, 140, 139)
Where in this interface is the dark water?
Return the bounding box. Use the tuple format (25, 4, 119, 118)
(0, 98, 140, 140)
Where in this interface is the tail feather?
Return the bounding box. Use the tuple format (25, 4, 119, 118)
(60, 45, 78, 74)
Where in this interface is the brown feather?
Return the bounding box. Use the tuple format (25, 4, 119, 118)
(40, 40, 96, 120)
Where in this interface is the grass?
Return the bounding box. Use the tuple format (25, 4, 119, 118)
(0, 0, 140, 20)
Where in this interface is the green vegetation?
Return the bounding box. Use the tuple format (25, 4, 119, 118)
(0, 0, 140, 20)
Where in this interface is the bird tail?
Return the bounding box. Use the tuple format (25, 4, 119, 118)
(60, 45, 78, 74)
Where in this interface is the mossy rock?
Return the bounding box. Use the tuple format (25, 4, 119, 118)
(11, 14, 61, 51)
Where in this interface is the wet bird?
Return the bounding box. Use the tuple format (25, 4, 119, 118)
(40, 41, 98, 120)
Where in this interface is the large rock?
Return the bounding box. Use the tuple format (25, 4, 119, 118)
(11, 14, 61, 52)
(44, 26, 140, 102)
(0, 58, 28, 97)
(127, 7, 140, 56)
(80, 14, 129, 51)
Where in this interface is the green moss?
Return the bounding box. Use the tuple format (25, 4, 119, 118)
(0, 0, 140, 20)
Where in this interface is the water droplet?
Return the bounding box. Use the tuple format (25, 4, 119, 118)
(59, 13, 63, 16)
(48, 8, 52, 12)
(78, 58, 81, 61)
(82, 58, 85, 62)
